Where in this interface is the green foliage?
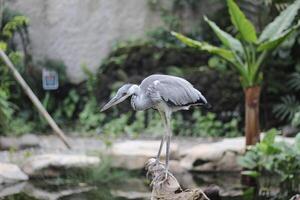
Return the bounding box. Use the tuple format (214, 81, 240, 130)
(288, 72, 300, 91)
(79, 98, 105, 132)
(100, 109, 240, 138)
(190, 111, 240, 137)
(258, 0, 300, 43)
(78, 66, 105, 132)
(0, 9, 36, 135)
(227, 0, 257, 43)
(53, 89, 79, 120)
(2, 15, 29, 38)
(0, 89, 13, 132)
(102, 114, 130, 137)
(273, 95, 300, 121)
(238, 129, 300, 182)
(292, 112, 300, 128)
(171, 32, 235, 62)
(273, 64, 300, 124)
(172, 0, 300, 88)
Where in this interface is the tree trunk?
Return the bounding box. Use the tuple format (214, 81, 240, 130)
(244, 86, 261, 146)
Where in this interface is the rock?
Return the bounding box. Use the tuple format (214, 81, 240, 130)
(0, 163, 28, 184)
(108, 140, 179, 170)
(180, 137, 245, 171)
(203, 186, 221, 200)
(169, 160, 187, 174)
(215, 151, 242, 171)
(0, 182, 26, 198)
(19, 134, 40, 149)
(23, 183, 95, 200)
(0, 134, 40, 150)
(282, 126, 299, 137)
(146, 158, 210, 200)
(22, 154, 100, 177)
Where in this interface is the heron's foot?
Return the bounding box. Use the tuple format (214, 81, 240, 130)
(146, 158, 161, 179)
(150, 168, 170, 187)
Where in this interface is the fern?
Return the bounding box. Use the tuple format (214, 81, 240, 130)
(273, 95, 300, 121)
(288, 72, 300, 91)
(264, 0, 292, 11)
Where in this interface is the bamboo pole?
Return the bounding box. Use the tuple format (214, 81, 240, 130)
(0, 50, 71, 149)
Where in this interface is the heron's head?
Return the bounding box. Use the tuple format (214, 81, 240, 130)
(101, 84, 137, 112)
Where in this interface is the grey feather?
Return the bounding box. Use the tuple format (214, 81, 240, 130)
(140, 74, 207, 106)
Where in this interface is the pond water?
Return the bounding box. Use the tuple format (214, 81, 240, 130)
(1, 172, 299, 200)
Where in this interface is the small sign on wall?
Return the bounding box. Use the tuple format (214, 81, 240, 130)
(42, 69, 59, 90)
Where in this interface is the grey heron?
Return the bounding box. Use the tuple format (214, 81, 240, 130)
(101, 74, 209, 181)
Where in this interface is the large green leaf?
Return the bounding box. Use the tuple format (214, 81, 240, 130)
(259, 0, 300, 43)
(171, 31, 250, 85)
(204, 16, 243, 54)
(0, 41, 7, 51)
(171, 31, 235, 61)
(257, 23, 300, 51)
(227, 0, 257, 43)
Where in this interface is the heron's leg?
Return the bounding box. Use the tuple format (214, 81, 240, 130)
(156, 135, 165, 162)
(165, 111, 172, 175)
(156, 110, 167, 163)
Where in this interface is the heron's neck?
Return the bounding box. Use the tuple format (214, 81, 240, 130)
(128, 84, 140, 95)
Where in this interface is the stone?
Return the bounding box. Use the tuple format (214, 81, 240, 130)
(108, 140, 179, 170)
(0, 137, 19, 150)
(0, 163, 28, 184)
(282, 126, 299, 137)
(0, 134, 40, 150)
(169, 160, 186, 174)
(0, 182, 26, 198)
(19, 134, 40, 149)
(180, 137, 245, 171)
(146, 158, 210, 200)
(22, 154, 100, 177)
(23, 183, 95, 200)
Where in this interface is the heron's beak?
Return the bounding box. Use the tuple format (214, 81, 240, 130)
(100, 93, 131, 112)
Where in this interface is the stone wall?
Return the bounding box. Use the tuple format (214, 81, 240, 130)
(7, 0, 163, 83)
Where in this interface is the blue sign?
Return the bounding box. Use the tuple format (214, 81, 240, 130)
(42, 69, 59, 90)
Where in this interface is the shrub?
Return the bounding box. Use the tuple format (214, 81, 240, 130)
(238, 129, 300, 182)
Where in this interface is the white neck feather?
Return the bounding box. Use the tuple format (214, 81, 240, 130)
(128, 84, 140, 95)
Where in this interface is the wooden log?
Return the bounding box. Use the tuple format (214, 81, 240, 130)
(0, 50, 71, 149)
(145, 158, 210, 200)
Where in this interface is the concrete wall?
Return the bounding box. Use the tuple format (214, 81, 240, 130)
(7, 0, 163, 83)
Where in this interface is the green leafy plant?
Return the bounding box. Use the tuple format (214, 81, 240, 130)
(292, 111, 300, 128)
(79, 66, 105, 132)
(190, 110, 240, 137)
(238, 129, 300, 182)
(79, 98, 105, 132)
(273, 95, 300, 121)
(273, 64, 300, 123)
(172, 0, 300, 145)
(0, 89, 13, 132)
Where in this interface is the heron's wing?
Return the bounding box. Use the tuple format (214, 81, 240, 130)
(145, 76, 207, 106)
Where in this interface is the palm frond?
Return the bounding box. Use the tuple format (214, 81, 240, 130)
(273, 95, 300, 121)
(288, 72, 300, 91)
(264, 0, 292, 11)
